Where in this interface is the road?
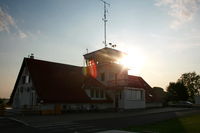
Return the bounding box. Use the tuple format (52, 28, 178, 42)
(0, 117, 40, 133)
(1, 108, 200, 133)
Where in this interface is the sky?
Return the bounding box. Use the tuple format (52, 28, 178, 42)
(0, 0, 200, 98)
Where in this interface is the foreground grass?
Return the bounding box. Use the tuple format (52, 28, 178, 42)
(124, 113, 200, 133)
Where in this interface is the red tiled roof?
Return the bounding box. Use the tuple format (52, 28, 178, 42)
(10, 58, 112, 104)
(106, 75, 154, 102)
(128, 75, 153, 102)
(128, 75, 148, 88)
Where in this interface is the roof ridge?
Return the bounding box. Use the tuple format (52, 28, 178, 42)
(128, 75, 142, 78)
(24, 57, 82, 68)
(83, 47, 127, 56)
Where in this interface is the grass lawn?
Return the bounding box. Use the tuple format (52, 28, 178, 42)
(124, 113, 200, 133)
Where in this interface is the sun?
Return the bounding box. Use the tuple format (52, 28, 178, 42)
(118, 50, 145, 75)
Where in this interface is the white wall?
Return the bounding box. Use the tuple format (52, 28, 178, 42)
(60, 103, 113, 111)
(96, 64, 128, 86)
(123, 87, 145, 109)
(12, 66, 38, 109)
(40, 104, 55, 110)
(31, 103, 113, 112)
(85, 89, 106, 100)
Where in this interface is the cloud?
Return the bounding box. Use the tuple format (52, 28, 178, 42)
(0, 7, 15, 32)
(0, 6, 27, 38)
(155, 0, 200, 29)
(18, 30, 27, 39)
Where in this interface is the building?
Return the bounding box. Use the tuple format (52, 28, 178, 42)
(9, 47, 153, 113)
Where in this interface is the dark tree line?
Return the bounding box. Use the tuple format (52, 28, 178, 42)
(167, 82, 188, 101)
(167, 72, 200, 102)
(151, 87, 166, 103)
(0, 99, 3, 104)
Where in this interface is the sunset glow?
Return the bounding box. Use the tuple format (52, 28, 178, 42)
(0, 0, 200, 98)
(118, 50, 146, 76)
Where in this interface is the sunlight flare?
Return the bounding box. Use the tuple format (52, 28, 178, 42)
(117, 47, 146, 76)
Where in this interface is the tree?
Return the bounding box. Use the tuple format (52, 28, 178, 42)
(167, 82, 189, 101)
(0, 98, 3, 104)
(152, 87, 166, 103)
(178, 72, 200, 100)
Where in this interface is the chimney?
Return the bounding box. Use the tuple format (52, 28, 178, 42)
(30, 53, 34, 59)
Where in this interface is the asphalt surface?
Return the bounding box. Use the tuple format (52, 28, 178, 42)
(1, 108, 200, 133)
(0, 117, 41, 133)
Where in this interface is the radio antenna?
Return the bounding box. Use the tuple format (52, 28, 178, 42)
(100, 0, 110, 47)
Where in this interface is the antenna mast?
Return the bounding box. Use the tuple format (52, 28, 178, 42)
(100, 0, 110, 47)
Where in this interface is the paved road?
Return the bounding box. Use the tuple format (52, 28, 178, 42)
(30, 109, 200, 133)
(1, 108, 200, 133)
(0, 117, 40, 133)
(9, 107, 191, 127)
(35, 121, 107, 133)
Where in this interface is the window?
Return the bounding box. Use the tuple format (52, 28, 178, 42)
(26, 76, 30, 83)
(115, 73, 118, 80)
(20, 87, 23, 93)
(22, 76, 26, 84)
(101, 73, 105, 81)
(119, 90, 122, 99)
(128, 90, 132, 99)
(91, 89, 94, 98)
(128, 89, 142, 100)
(109, 72, 114, 80)
(136, 91, 141, 100)
(27, 87, 30, 92)
(30, 92, 33, 104)
(100, 89, 104, 98)
(22, 75, 30, 84)
(96, 88, 99, 98)
(90, 88, 105, 99)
